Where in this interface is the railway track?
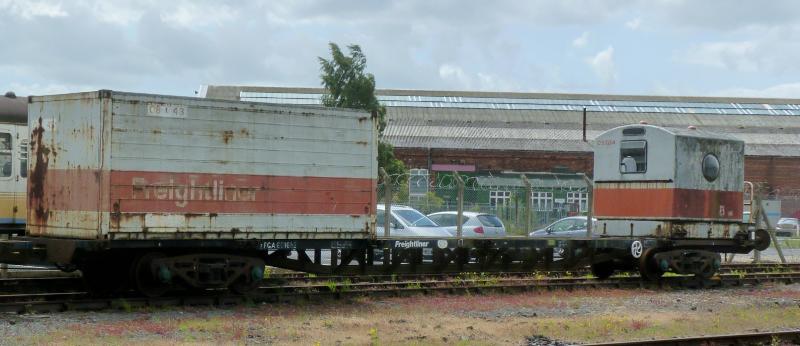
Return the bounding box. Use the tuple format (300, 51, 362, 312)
(585, 329, 800, 345)
(0, 270, 799, 314)
(0, 262, 798, 296)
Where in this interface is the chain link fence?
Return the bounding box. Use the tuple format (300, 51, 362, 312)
(378, 172, 590, 235)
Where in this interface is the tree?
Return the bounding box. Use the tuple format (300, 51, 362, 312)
(318, 43, 406, 178)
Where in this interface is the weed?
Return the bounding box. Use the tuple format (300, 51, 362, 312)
(369, 327, 379, 345)
(406, 282, 422, 289)
(324, 280, 337, 292)
(340, 279, 353, 292)
(117, 299, 133, 313)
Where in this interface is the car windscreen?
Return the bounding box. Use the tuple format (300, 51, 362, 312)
(477, 215, 503, 227)
(778, 218, 798, 225)
(395, 209, 437, 227)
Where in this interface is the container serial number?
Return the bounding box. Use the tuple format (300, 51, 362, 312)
(147, 103, 187, 118)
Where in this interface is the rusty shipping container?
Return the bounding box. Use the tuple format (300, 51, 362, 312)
(27, 90, 378, 240)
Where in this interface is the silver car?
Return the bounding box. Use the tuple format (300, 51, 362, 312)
(376, 204, 451, 237)
(529, 216, 598, 238)
(777, 218, 800, 237)
(427, 211, 506, 237)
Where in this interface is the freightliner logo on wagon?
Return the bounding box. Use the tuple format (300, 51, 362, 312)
(394, 240, 431, 248)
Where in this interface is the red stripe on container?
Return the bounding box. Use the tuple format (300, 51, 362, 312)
(593, 188, 743, 220)
(110, 171, 376, 215)
(31, 169, 376, 215)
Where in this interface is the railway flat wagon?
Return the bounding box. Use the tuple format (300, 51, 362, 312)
(25, 90, 378, 294)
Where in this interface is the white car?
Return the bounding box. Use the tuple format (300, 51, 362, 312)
(426, 211, 506, 237)
(376, 204, 451, 237)
(777, 218, 800, 237)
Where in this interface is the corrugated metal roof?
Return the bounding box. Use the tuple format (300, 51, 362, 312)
(384, 107, 800, 157)
(202, 86, 800, 157)
(475, 175, 587, 188)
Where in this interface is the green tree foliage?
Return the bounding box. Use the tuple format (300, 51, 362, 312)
(318, 43, 406, 178)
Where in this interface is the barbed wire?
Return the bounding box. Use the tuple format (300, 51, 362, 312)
(377, 172, 589, 192)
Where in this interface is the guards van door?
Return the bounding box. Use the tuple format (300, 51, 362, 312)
(14, 125, 28, 234)
(0, 125, 17, 233)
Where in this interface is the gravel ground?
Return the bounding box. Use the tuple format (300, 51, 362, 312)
(2, 283, 800, 345)
(465, 284, 800, 321)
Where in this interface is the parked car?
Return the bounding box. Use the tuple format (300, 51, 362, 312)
(529, 216, 599, 238)
(776, 218, 800, 237)
(376, 204, 451, 238)
(426, 211, 506, 237)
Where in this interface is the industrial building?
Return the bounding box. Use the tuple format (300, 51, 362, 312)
(201, 85, 800, 217)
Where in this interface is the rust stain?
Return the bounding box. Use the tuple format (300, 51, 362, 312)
(110, 201, 121, 229)
(356, 141, 368, 146)
(152, 129, 162, 134)
(30, 117, 50, 225)
(222, 130, 234, 144)
(239, 128, 250, 136)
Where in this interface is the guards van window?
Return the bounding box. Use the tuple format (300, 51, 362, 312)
(19, 139, 28, 178)
(0, 133, 11, 178)
(620, 140, 647, 173)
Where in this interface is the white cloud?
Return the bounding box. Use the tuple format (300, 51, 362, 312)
(438, 64, 519, 91)
(682, 41, 759, 72)
(709, 82, 800, 98)
(0, 0, 68, 19)
(439, 63, 471, 89)
(587, 46, 617, 84)
(572, 32, 589, 47)
(679, 24, 800, 74)
(625, 18, 641, 30)
(8, 82, 96, 96)
(160, 1, 238, 28)
(81, 0, 147, 25)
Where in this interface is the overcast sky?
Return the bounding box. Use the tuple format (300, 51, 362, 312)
(3, 0, 800, 98)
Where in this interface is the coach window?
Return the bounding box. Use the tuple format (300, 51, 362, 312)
(18, 139, 28, 178)
(0, 133, 11, 178)
(619, 140, 647, 173)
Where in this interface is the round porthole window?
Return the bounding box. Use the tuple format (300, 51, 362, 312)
(702, 154, 720, 182)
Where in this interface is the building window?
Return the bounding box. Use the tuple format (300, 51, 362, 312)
(408, 168, 429, 196)
(532, 192, 553, 211)
(490, 190, 511, 207)
(567, 192, 588, 212)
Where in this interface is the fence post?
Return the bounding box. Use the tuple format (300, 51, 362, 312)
(380, 168, 391, 238)
(755, 193, 785, 263)
(521, 175, 532, 236)
(581, 173, 594, 238)
(454, 171, 464, 239)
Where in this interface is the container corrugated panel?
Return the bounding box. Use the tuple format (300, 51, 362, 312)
(28, 90, 377, 240)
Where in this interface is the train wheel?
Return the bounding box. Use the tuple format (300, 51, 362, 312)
(754, 229, 771, 251)
(230, 265, 265, 295)
(130, 252, 171, 298)
(591, 261, 615, 280)
(638, 248, 664, 281)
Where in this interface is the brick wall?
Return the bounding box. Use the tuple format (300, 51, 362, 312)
(395, 147, 800, 216)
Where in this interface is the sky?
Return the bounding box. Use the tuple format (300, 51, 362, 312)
(3, 0, 800, 98)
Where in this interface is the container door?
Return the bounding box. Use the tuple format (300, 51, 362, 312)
(15, 125, 28, 228)
(0, 128, 15, 227)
